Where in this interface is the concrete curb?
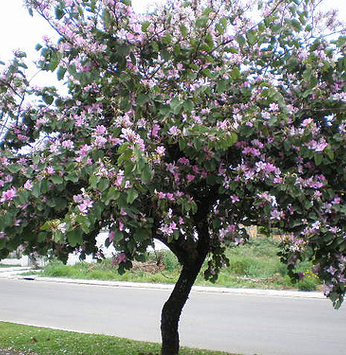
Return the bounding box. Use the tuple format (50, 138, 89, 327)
(4, 272, 325, 300)
(0, 267, 34, 278)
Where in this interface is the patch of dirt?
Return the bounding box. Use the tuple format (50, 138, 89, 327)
(132, 259, 165, 273)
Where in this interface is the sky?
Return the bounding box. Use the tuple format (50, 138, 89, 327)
(0, 0, 161, 86)
(0, 0, 345, 71)
(0, 0, 161, 63)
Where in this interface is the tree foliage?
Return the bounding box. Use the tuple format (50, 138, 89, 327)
(1, 0, 346, 353)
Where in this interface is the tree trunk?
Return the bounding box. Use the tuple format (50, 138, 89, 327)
(160, 222, 210, 355)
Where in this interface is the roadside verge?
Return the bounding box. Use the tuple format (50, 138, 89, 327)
(0, 267, 325, 300)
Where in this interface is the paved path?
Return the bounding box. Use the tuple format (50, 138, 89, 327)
(1, 277, 346, 355)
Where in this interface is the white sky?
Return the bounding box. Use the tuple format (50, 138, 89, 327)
(0, 0, 345, 65)
(0, 0, 161, 63)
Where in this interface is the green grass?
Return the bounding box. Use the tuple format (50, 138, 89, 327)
(0, 322, 238, 355)
(35, 237, 321, 292)
(0, 264, 20, 268)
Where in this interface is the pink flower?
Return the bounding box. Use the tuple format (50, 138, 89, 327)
(95, 125, 107, 135)
(230, 195, 239, 203)
(269, 103, 279, 112)
(1, 188, 16, 202)
(73, 194, 83, 203)
(326, 265, 337, 275)
(168, 126, 180, 136)
(187, 174, 195, 181)
(166, 193, 175, 201)
(151, 125, 160, 138)
(227, 224, 236, 234)
(78, 144, 92, 156)
(94, 136, 107, 147)
(112, 253, 127, 265)
(270, 209, 284, 220)
(169, 221, 178, 230)
(262, 111, 271, 119)
(178, 157, 190, 165)
(332, 196, 341, 205)
(24, 180, 33, 190)
(78, 199, 93, 214)
(156, 146, 166, 155)
(0, 157, 9, 165)
(114, 170, 124, 187)
(62, 140, 74, 149)
(47, 166, 55, 175)
(157, 192, 166, 199)
(82, 199, 93, 208)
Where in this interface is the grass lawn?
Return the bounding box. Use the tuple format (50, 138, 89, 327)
(34, 237, 321, 292)
(0, 322, 239, 355)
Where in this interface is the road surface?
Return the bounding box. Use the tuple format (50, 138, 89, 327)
(1, 278, 346, 355)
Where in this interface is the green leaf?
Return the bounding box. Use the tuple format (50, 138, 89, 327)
(55, 197, 67, 211)
(42, 94, 54, 105)
(216, 80, 227, 93)
(180, 24, 188, 38)
(183, 100, 194, 112)
(32, 182, 41, 198)
(41, 179, 49, 194)
(46, 198, 57, 208)
(291, 19, 302, 31)
(227, 132, 238, 146)
(38, 232, 47, 242)
(314, 153, 323, 166)
(141, 21, 150, 32)
(57, 67, 67, 81)
(50, 175, 64, 184)
(40, 221, 51, 231)
(230, 67, 240, 80)
(134, 228, 149, 242)
(0, 238, 6, 249)
(55, 6, 65, 20)
(112, 231, 124, 243)
(326, 148, 334, 161)
(7, 164, 22, 173)
(136, 93, 149, 106)
(65, 173, 79, 183)
(246, 30, 257, 44)
(196, 16, 208, 28)
(236, 35, 246, 47)
(127, 189, 139, 204)
(98, 178, 110, 192)
(68, 228, 83, 247)
(102, 186, 120, 204)
(170, 97, 182, 114)
(141, 165, 152, 183)
(52, 230, 64, 243)
(89, 175, 100, 188)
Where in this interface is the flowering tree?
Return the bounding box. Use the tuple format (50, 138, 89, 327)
(1, 0, 346, 353)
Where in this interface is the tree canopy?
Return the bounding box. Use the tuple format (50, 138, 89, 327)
(1, 0, 346, 353)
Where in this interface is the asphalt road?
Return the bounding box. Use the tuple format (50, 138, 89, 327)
(1, 278, 346, 355)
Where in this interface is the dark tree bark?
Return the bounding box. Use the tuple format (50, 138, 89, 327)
(160, 219, 210, 355)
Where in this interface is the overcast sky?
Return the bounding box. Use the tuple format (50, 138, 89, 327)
(0, 0, 345, 64)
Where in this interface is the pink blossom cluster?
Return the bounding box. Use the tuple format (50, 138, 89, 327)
(73, 193, 93, 214)
(0, 188, 16, 203)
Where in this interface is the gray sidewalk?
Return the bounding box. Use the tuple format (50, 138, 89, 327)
(0, 266, 34, 278)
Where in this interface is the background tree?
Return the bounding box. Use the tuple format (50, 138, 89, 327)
(1, 0, 346, 354)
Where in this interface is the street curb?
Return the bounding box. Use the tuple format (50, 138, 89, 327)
(9, 273, 325, 300)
